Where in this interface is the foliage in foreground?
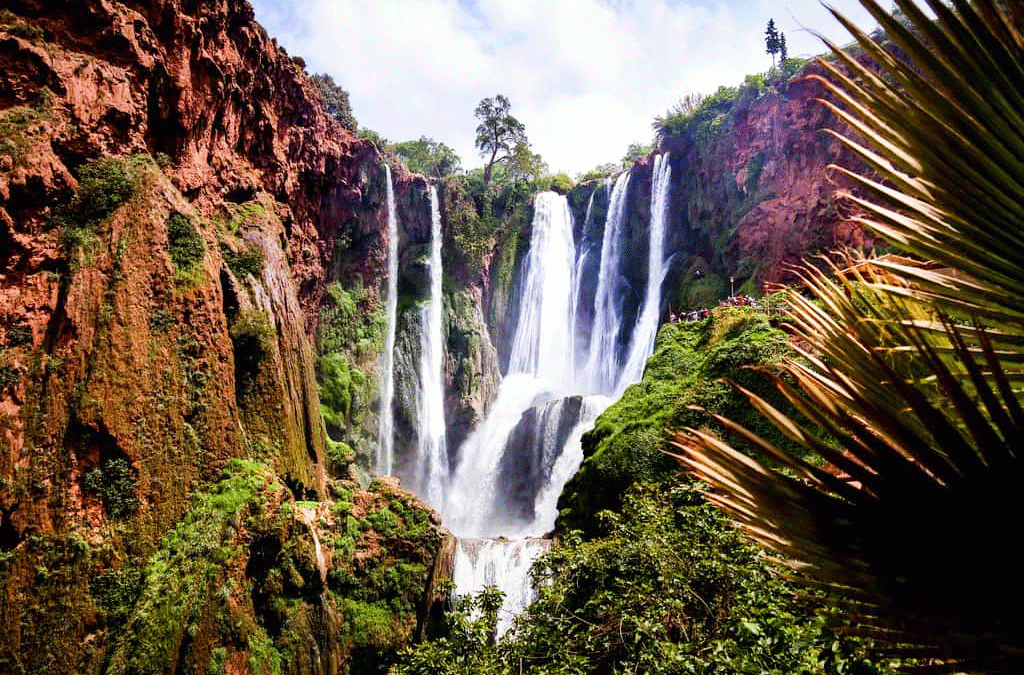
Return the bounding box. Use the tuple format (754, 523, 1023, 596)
(671, 1, 1024, 671)
(394, 481, 887, 675)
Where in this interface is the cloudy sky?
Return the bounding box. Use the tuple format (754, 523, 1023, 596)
(248, 0, 884, 176)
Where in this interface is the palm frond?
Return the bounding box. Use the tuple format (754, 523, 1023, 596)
(671, 1, 1024, 670)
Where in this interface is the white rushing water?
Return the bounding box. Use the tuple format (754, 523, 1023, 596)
(508, 195, 578, 380)
(452, 538, 552, 636)
(618, 152, 672, 393)
(414, 186, 448, 508)
(584, 170, 632, 394)
(377, 165, 399, 476)
(396, 161, 673, 634)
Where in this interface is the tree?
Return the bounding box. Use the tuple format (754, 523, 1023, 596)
(779, 32, 788, 62)
(504, 140, 546, 185)
(392, 137, 462, 178)
(622, 142, 653, 166)
(673, 1, 1024, 671)
(474, 95, 526, 185)
(310, 73, 357, 131)
(765, 19, 781, 68)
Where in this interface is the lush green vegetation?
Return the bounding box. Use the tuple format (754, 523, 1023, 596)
(58, 155, 144, 252)
(392, 137, 461, 178)
(104, 460, 279, 675)
(166, 212, 205, 280)
(221, 242, 265, 279)
(673, 1, 1024, 670)
(558, 307, 793, 533)
(474, 94, 527, 185)
(311, 72, 358, 131)
(317, 281, 386, 467)
(396, 481, 886, 675)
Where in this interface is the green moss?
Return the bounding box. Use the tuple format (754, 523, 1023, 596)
(247, 632, 283, 675)
(317, 280, 385, 469)
(166, 212, 205, 278)
(221, 242, 265, 279)
(105, 460, 275, 675)
(557, 307, 793, 533)
(89, 566, 144, 627)
(341, 599, 396, 648)
(81, 456, 139, 518)
(230, 309, 275, 371)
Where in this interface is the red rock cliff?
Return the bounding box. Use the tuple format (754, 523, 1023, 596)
(0, 3, 450, 673)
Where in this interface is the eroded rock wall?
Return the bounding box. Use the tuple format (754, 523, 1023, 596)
(0, 3, 452, 672)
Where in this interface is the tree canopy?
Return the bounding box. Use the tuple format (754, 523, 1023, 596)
(474, 94, 527, 185)
(310, 72, 357, 131)
(765, 19, 783, 68)
(392, 137, 462, 178)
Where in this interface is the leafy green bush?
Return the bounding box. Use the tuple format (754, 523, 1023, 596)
(653, 85, 738, 144)
(397, 481, 887, 675)
(70, 156, 138, 230)
(166, 212, 204, 274)
(221, 242, 265, 279)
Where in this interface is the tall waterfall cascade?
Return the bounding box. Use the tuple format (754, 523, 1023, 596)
(414, 185, 449, 508)
(380, 156, 674, 632)
(377, 165, 399, 476)
(617, 153, 673, 392)
(442, 154, 674, 629)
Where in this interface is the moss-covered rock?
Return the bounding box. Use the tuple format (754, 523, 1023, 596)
(97, 461, 450, 675)
(556, 306, 793, 534)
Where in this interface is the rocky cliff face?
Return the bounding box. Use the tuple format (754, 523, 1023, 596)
(0, 3, 453, 673)
(566, 63, 875, 318)
(661, 62, 875, 302)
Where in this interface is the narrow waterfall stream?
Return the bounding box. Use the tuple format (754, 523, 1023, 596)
(377, 165, 399, 476)
(618, 153, 672, 393)
(414, 185, 449, 508)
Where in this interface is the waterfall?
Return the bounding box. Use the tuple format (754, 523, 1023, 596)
(418, 161, 672, 633)
(508, 193, 578, 384)
(414, 186, 448, 507)
(377, 164, 399, 476)
(617, 152, 672, 393)
(584, 170, 632, 395)
(452, 538, 551, 636)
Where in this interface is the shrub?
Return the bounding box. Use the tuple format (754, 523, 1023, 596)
(72, 156, 138, 229)
(166, 212, 205, 274)
(221, 242, 264, 279)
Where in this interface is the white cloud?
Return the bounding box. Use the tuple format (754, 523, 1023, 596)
(248, 0, 886, 175)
